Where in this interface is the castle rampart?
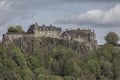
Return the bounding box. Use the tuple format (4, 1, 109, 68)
(27, 23, 61, 38)
(3, 23, 97, 50)
(3, 33, 34, 42)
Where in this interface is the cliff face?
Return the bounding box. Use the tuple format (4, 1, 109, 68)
(2, 23, 97, 54)
(3, 37, 94, 55)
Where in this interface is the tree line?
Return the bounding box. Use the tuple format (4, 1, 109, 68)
(0, 27, 120, 80)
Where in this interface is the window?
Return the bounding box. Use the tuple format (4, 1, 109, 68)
(47, 33, 49, 36)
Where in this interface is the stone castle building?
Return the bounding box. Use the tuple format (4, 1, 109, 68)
(62, 29, 96, 42)
(62, 28, 97, 49)
(3, 23, 97, 50)
(3, 23, 62, 41)
(27, 23, 61, 38)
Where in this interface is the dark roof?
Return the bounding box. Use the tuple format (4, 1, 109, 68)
(39, 25, 61, 31)
(62, 29, 92, 37)
(27, 23, 62, 33)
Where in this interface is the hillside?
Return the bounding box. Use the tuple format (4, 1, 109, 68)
(0, 36, 120, 80)
(0, 26, 120, 80)
(3, 37, 92, 55)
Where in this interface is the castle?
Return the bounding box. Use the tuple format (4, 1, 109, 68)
(3, 23, 97, 50)
(27, 23, 62, 38)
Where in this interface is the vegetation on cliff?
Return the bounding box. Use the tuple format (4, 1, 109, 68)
(8, 25, 25, 33)
(105, 32, 119, 46)
(0, 32, 120, 80)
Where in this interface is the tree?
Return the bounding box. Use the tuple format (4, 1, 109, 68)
(105, 32, 119, 46)
(28, 56, 40, 69)
(8, 26, 17, 32)
(7, 26, 24, 33)
(87, 59, 100, 76)
(15, 25, 24, 33)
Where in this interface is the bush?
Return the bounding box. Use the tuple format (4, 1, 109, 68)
(8, 26, 24, 33)
(105, 32, 119, 46)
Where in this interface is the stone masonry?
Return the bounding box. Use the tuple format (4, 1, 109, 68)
(2, 23, 97, 50)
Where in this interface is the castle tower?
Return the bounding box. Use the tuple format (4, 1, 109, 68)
(27, 23, 39, 37)
(33, 23, 39, 36)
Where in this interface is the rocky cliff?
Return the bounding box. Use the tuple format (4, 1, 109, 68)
(3, 37, 94, 55)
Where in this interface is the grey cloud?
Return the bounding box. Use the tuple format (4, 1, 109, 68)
(56, 4, 120, 27)
(0, 0, 59, 26)
(0, 0, 119, 27)
(63, 0, 120, 2)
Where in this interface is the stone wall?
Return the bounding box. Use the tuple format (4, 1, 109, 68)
(37, 30, 61, 39)
(27, 23, 62, 39)
(3, 37, 92, 55)
(3, 33, 34, 41)
(62, 29, 96, 43)
(2, 23, 97, 50)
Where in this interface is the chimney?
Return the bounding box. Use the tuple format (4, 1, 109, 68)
(43, 24, 45, 27)
(77, 28, 80, 30)
(50, 24, 52, 27)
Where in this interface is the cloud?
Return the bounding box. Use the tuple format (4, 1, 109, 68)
(0, 0, 34, 27)
(63, 0, 120, 3)
(0, 0, 119, 27)
(56, 4, 120, 27)
(0, 0, 62, 26)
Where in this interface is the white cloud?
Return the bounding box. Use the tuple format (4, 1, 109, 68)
(0, 0, 59, 26)
(56, 4, 120, 27)
(0, 0, 119, 27)
(0, 0, 119, 42)
(0, 0, 34, 26)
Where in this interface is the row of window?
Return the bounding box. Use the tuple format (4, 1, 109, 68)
(39, 28, 61, 31)
(39, 32, 58, 36)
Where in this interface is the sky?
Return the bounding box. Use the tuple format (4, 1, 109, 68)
(0, 0, 120, 44)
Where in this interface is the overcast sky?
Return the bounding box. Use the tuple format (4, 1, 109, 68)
(0, 0, 120, 44)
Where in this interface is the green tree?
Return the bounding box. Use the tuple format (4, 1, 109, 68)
(28, 56, 40, 69)
(7, 26, 24, 33)
(104, 32, 119, 46)
(87, 59, 100, 76)
(15, 25, 24, 33)
(99, 44, 114, 61)
(8, 26, 17, 32)
(10, 46, 27, 68)
(20, 68, 33, 80)
(63, 60, 81, 77)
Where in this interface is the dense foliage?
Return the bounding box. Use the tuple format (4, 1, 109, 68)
(0, 32, 120, 80)
(0, 44, 120, 80)
(105, 32, 119, 46)
(8, 26, 24, 33)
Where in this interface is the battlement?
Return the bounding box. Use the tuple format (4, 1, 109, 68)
(27, 23, 61, 33)
(26, 23, 61, 38)
(39, 24, 61, 31)
(3, 23, 97, 50)
(61, 28, 97, 49)
(62, 28, 95, 41)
